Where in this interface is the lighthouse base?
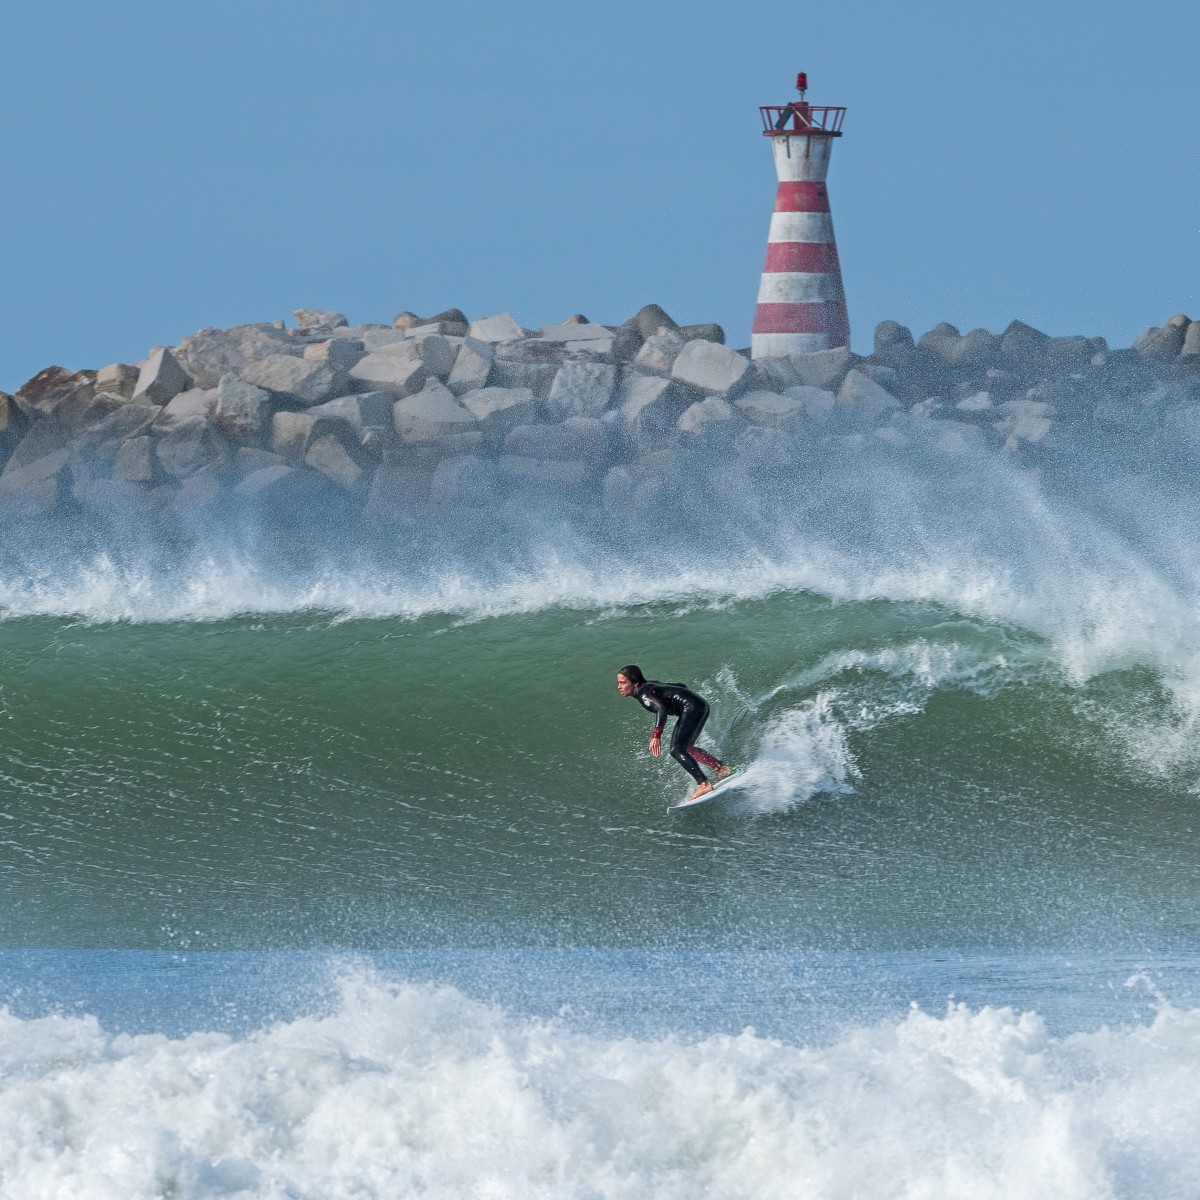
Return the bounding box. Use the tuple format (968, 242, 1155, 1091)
(751, 332, 841, 358)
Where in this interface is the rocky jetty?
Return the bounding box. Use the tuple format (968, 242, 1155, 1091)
(2, 305, 1198, 536)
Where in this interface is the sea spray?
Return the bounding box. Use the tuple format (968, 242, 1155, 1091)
(2, 968, 1199, 1199)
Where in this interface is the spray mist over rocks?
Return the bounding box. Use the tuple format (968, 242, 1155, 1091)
(0, 302, 1198, 627)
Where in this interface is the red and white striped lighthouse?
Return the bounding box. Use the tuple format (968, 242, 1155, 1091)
(751, 73, 849, 358)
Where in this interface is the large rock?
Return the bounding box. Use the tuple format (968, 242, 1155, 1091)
(489, 359, 559, 398)
(362, 462, 430, 524)
(72, 403, 160, 454)
(504, 416, 609, 461)
(498, 455, 593, 488)
(349, 352, 429, 396)
(679, 323, 725, 345)
(114, 436, 157, 483)
(677, 396, 740, 436)
(293, 308, 348, 331)
(4, 420, 74, 473)
(233, 463, 337, 513)
(0, 448, 72, 518)
(546, 361, 618, 418)
(94, 363, 140, 398)
(734, 389, 808, 429)
(752, 356, 802, 393)
(634, 332, 686, 377)
(271, 411, 323, 461)
(998, 320, 1050, 373)
(132, 348, 191, 406)
(359, 327, 410, 352)
(446, 338, 494, 395)
(212, 375, 271, 443)
(0, 391, 29, 457)
(918, 324, 999, 369)
(175, 324, 300, 388)
(1182, 322, 1200, 359)
(783, 385, 838, 422)
(788, 346, 857, 391)
(1133, 319, 1189, 362)
(371, 334, 458, 378)
(240, 355, 348, 405)
(305, 433, 365, 490)
(874, 321, 915, 356)
(837, 370, 901, 418)
(458, 386, 537, 437)
(394, 308, 469, 336)
(617, 375, 691, 439)
(538, 319, 614, 345)
(392, 381, 478, 443)
(154, 387, 218, 430)
(430, 454, 499, 504)
(467, 312, 528, 342)
(13, 366, 96, 426)
(621, 303, 679, 341)
(306, 393, 394, 439)
(303, 338, 365, 370)
(154, 416, 226, 478)
(671, 340, 751, 397)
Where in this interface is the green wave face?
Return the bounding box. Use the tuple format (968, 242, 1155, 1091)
(3, 592, 1198, 951)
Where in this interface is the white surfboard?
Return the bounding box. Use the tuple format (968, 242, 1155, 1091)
(667, 767, 743, 814)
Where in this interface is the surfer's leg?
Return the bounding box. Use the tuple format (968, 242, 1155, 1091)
(670, 703, 711, 786)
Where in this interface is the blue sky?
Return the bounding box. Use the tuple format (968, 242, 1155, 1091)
(2, 0, 1196, 390)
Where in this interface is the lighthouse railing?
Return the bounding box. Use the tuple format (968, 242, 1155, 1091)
(759, 105, 845, 136)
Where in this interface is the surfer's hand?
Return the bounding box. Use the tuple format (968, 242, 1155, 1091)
(649, 735, 661, 757)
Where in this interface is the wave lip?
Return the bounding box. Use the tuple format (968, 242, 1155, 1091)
(2, 971, 1199, 1199)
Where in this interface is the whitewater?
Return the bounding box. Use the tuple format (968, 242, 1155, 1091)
(3, 432, 1200, 1196)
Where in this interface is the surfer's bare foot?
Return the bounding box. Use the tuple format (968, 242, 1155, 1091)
(715, 764, 733, 781)
(689, 781, 714, 801)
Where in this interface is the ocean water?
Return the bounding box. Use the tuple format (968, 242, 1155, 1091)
(2, 434, 1200, 1197)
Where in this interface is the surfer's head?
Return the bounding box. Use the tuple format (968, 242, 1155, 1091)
(617, 665, 645, 696)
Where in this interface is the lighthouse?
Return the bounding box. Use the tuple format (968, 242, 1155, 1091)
(751, 73, 849, 358)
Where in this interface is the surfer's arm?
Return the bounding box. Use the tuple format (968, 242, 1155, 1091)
(640, 690, 667, 753)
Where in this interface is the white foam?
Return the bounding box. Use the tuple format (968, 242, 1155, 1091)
(2, 972, 1198, 1199)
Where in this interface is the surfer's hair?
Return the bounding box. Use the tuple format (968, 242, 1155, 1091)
(618, 665, 646, 685)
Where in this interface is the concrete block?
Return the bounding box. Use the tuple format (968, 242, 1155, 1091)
(154, 416, 226, 478)
(133, 348, 191, 406)
(458, 386, 537, 437)
(837, 369, 901, 418)
(678, 396, 739, 435)
(504, 417, 609, 461)
(293, 308, 348, 330)
(788, 345, 857, 391)
(303, 338, 366, 370)
(734, 389, 808, 428)
(446, 338, 494, 395)
(213, 375, 271, 443)
(467, 312, 529, 342)
(392, 381, 478, 442)
(241, 355, 348, 405)
(95, 363, 140, 398)
(547, 361, 618, 418)
(349, 352, 428, 397)
(305, 433, 364, 490)
(671, 340, 751, 397)
(634, 332, 686, 378)
(114, 436, 156, 483)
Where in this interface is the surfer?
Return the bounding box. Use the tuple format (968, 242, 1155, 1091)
(616, 665, 733, 801)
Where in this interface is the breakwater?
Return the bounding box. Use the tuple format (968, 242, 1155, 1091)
(2, 304, 1198, 552)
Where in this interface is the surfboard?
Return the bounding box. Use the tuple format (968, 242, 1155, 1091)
(667, 767, 743, 814)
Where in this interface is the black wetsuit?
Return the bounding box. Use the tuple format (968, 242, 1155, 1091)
(635, 681, 724, 785)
